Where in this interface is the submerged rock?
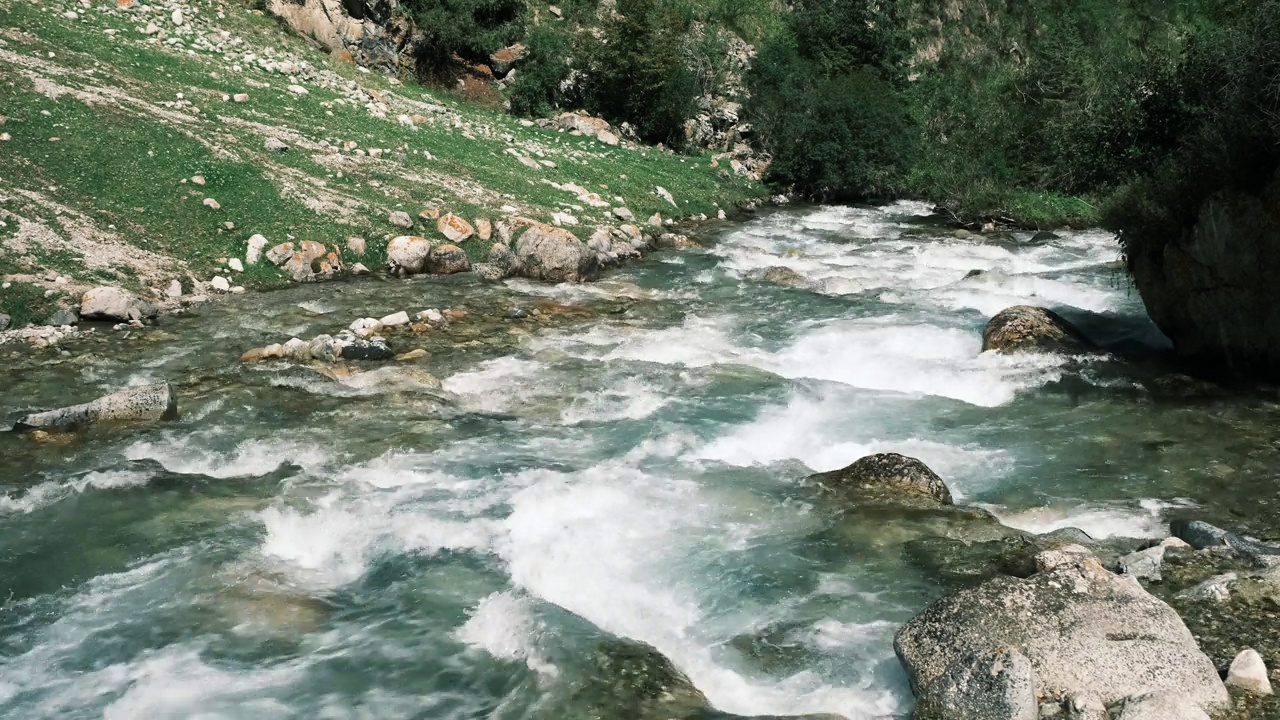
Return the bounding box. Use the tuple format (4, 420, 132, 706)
(80, 286, 158, 322)
(981, 305, 1093, 355)
(751, 266, 808, 288)
(14, 383, 178, 431)
(811, 453, 953, 507)
(895, 546, 1229, 715)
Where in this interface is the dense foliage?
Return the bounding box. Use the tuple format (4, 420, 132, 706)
(404, 0, 525, 75)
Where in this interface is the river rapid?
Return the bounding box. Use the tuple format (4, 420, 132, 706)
(4, 203, 1280, 719)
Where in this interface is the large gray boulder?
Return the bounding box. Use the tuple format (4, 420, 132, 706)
(895, 546, 1229, 716)
(981, 306, 1093, 355)
(515, 223, 596, 282)
(913, 647, 1037, 720)
(80, 286, 158, 322)
(810, 453, 953, 507)
(1128, 168, 1280, 378)
(14, 383, 178, 431)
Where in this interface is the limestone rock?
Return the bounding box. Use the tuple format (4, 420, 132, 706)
(228, 258, 244, 273)
(80, 286, 158, 322)
(613, 207, 635, 222)
(437, 213, 475, 242)
(1177, 572, 1238, 603)
(346, 236, 366, 255)
(427, 243, 471, 275)
(379, 311, 410, 327)
(246, 234, 269, 264)
(515, 223, 595, 282)
(14, 383, 178, 431)
(810, 453, 953, 507)
(476, 218, 492, 241)
(895, 546, 1229, 714)
(912, 647, 1037, 720)
(490, 43, 526, 76)
(1226, 649, 1273, 695)
(266, 242, 295, 266)
(46, 308, 79, 327)
(264, 137, 289, 152)
(654, 233, 700, 249)
(389, 210, 414, 229)
(387, 235, 432, 275)
(211, 276, 231, 292)
(982, 306, 1094, 355)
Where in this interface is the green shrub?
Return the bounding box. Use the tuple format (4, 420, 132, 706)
(575, 0, 700, 145)
(404, 0, 526, 76)
(508, 23, 574, 116)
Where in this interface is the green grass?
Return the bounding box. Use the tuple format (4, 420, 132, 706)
(0, 0, 763, 300)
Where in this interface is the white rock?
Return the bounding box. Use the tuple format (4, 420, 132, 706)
(350, 262, 370, 275)
(0, 133, 10, 142)
(349, 318, 384, 337)
(287, 84, 308, 96)
(246, 234, 268, 264)
(233, 93, 249, 103)
(379, 311, 410, 327)
(648, 212, 663, 227)
(416, 309, 445, 323)
(228, 258, 244, 272)
(1226, 649, 1273, 695)
(191, 175, 205, 185)
(143, 22, 159, 34)
(166, 280, 182, 298)
(551, 212, 579, 226)
(655, 186, 677, 208)
(612, 207, 635, 222)
(230, 286, 246, 294)
(171, 9, 183, 25)
(202, 198, 221, 209)
(210, 276, 231, 292)
(717, 209, 727, 220)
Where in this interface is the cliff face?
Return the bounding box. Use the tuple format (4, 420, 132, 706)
(267, 0, 421, 73)
(1130, 169, 1280, 377)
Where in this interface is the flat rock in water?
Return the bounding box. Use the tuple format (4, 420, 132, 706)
(895, 546, 1229, 714)
(15, 383, 178, 431)
(981, 305, 1093, 355)
(810, 453, 953, 507)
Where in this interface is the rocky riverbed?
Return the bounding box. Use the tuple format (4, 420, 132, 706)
(4, 203, 1280, 719)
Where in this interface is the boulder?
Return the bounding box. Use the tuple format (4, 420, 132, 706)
(1176, 572, 1238, 603)
(810, 453, 953, 507)
(489, 43, 526, 76)
(1127, 168, 1280, 378)
(1226, 648, 1273, 695)
(476, 218, 493, 241)
(338, 335, 393, 361)
(0, 313, 10, 331)
(437, 213, 475, 242)
(753, 266, 807, 288)
(426, 243, 471, 275)
(912, 647, 1037, 720)
(473, 263, 506, 282)
(981, 305, 1094, 355)
(80, 286, 158, 322)
(246, 234, 269, 264)
(387, 235, 432, 275)
(654, 233, 701, 249)
(46, 307, 79, 327)
(389, 210, 414, 229)
(515, 223, 595, 282)
(895, 546, 1229, 714)
(1110, 692, 1211, 720)
(14, 383, 178, 431)
(266, 242, 295, 266)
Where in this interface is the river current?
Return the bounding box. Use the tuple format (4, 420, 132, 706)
(4, 203, 1279, 719)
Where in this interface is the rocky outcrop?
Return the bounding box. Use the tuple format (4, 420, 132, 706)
(1128, 169, 1280, 378)
(267, 0, 422, 74)
(981, 305, 1094, 355)
(79, 286, 158, 322)
(514, 223, 596, 282)
(14, 383, 178, 431)
(895, 546, 1229, 718)
(912, 647, 1037, 720)
(810, 453, 953, 507)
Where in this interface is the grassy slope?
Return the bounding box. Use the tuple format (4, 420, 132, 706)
(0, 0, 761, 325)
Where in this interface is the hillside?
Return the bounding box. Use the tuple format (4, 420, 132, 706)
(0, 0, 761, 326)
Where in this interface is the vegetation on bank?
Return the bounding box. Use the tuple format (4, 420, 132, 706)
(0, 0, 761, 322)
(414, 0, 1275, 232)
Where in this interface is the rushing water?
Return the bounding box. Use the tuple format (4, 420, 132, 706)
(4, 203, 1280, 719)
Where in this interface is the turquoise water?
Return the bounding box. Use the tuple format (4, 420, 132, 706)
(4, 203, 1280, 719)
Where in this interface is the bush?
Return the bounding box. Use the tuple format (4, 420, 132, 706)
(575, 0, 700, 145)
(1103, 0, 1280, 264)
(509, 24, 574, 117)
(404, 0, 526, 76)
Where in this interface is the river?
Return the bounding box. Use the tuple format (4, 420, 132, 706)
(4, 202, 1280, 719)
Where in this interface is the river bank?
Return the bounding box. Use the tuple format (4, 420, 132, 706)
(4, 203, 1280, 718)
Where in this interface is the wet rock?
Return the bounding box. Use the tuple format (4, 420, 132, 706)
(338, 335, 393, 361)
(895, 546, 1229, 714)
(912, 647, 1037, 720)
(1118, 537, 1190, 582)
(14, 383, 178, 431)
(982, 306, 1094, 355)
(752, 266, 807, 288)
(1176, 572, 1238, 603)
(473, 263, 505, 282)
(515, 223, 595, 282)
(436, 213, 475, 243)
(1226, 648, 1273, 695)
(811, 453, 953, 507)
(1171, 519, 1231, 549)
(542, 638, 709, 720)
(427, 243, 471, 275)
(80, 286, 158, 322)
(1029, 231, 1061, 243)
(386, 235, 432, 275)
(45, 307, 79, 327)
(1110, 692, 1211, 720)
(654, 233, 700, 249)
